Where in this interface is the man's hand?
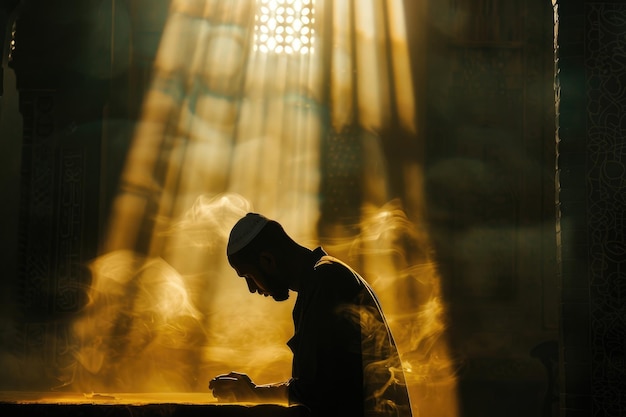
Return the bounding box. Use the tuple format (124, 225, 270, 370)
(209, 371, 290, 404)
(209, 372, 258, 403)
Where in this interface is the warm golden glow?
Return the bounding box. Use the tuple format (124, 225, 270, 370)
(9, 1, 459, 416)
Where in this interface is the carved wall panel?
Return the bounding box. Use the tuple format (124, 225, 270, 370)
(557, 1, 626, 416)
(8, 0, 109, 388)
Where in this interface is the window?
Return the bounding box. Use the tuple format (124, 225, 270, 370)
(254, 0, 315, 54)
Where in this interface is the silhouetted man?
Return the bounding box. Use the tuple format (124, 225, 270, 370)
(209, 213, 412, 417)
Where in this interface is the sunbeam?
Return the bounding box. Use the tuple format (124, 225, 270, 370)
(39, 1, 457, 416)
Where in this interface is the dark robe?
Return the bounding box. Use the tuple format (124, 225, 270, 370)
(287, 247, 412, 417)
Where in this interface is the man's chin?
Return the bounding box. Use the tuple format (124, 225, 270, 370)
(272, 292, 290, 302)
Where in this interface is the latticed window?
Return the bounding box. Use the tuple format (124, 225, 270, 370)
(254, 0, 315, 54)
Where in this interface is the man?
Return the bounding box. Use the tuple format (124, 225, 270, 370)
(209, 213, 412, 417)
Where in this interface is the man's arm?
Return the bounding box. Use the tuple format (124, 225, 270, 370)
(209, 372, 289, 404)
(287, 262, 365, 413)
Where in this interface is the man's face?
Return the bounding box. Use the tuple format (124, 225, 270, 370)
(233, 263, 290, 302)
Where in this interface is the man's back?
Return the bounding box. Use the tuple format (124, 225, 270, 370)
(287, 248, 412, 417)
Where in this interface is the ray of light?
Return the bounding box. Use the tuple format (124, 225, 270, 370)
(69, 1, 459, 416)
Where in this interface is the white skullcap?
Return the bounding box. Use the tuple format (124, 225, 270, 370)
(227, 213, 270, 256)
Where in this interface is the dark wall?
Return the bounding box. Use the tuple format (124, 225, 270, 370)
(0, 0, 169, 389)
(558, 1, 626, 416)
(420, 1, 625, 416)
(423, 1, 558, 416)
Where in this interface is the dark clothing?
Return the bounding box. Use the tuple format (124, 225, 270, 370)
(287, 248, 412, 417)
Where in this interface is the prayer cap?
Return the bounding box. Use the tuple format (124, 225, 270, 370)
(227, 213, 269, 256)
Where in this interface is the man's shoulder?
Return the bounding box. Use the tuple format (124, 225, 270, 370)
(313, 254, 351, 274)
(312, 255, 364, 291)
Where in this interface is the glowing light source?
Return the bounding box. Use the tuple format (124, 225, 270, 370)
(37, 0, 458, 415)
(254, 0, 315, 54)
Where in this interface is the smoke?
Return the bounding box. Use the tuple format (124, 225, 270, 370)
(336, 302, 412, 416)
(323, 200, 459, 415)
(69, 251, 206, 392)
(63, 193, 295, 393)
(1, 190, 456, 417)
(156, 193, 252, 249)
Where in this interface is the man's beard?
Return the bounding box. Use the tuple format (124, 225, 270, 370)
(271, 289, 290, 302)
(259, 270, 290, 302)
